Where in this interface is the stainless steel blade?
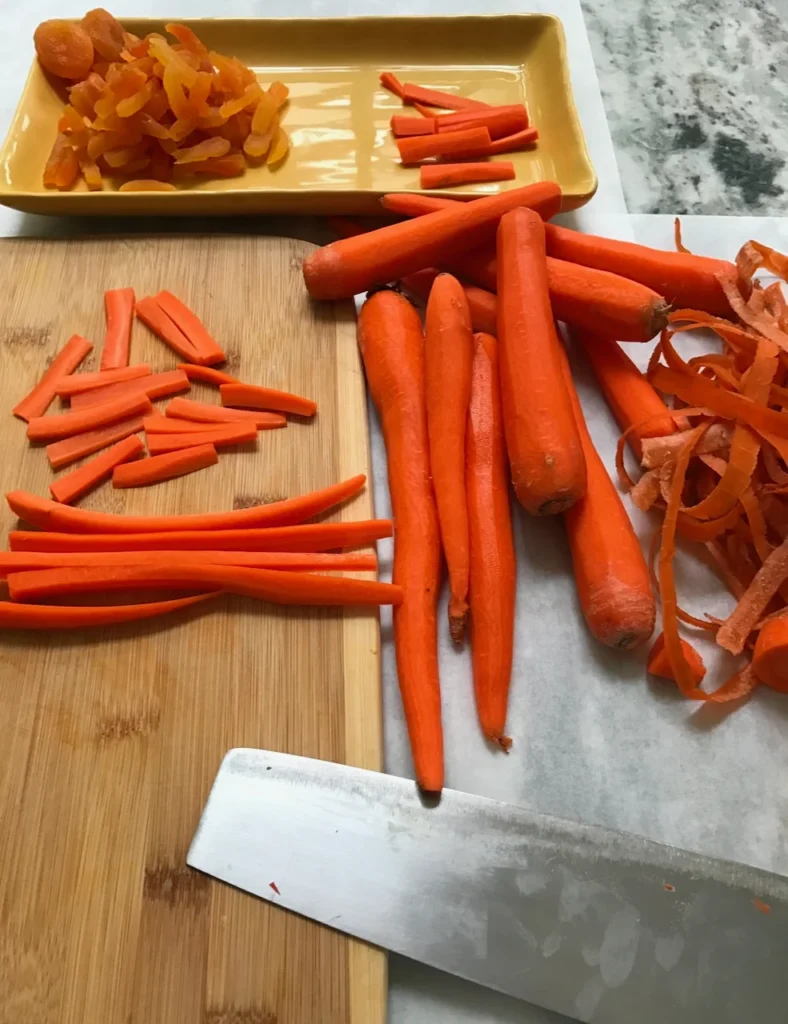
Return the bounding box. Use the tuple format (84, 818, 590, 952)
(188, 750, 788, 1023)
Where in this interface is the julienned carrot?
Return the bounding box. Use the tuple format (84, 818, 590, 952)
(9, 520, 393, 553)
(6, 474, 367, 534)
(56, 364, 151, 397)
(455, 128, 538, 157)
(176, 363, 238, 386)
(71, 369, 190, 410)
(100, 288, 135, 370)
(558, 344, 656, 649)
(543, 223, 739, 317)
(425, 274, 472, 642)
(420, 163, 515, 190)
(357, 289, 443, 792)
(0, 550, 378, 577)
(466, 333, 515, 745)
(13, 334, 93, 421)
(497, 207, 586, 514)
(135, 296, 199, 363)
(0, 593, 212, 630)
(391, 115, 436, 137)
(46, 417, 146, 470)
(647, 632, 706, 686)
(8, 564, 402, 608)
(752, 614, 788, 692)
(220, 382, 317, 418)
(27, 392, 153, 443)
(154, 291, 226, 365)
(379, 72, 406, 99)
(303, 180, 562, 301)
(113, 444, 218, 487)
(143, 415, 219, 433)
(50, 435, 145, 504)
(165, 397, 285, 430)
(147, 424, 256, 454)
(396, 127, 491, 164)
(434, 106, 528, 139)
(402, 270, 497, 335)
(401, 83, 489, 111)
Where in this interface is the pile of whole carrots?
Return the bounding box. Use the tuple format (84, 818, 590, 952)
(304, 180, 788, 792)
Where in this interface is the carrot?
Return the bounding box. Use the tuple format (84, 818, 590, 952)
(397, 127, 492, 164)
(543, 223, 739, 316)
(46, 417, 145, 470)
(13, 334, 93, 421)
(6, 474, 368, 534)
(220, 382, 317, 418)
(420, 162, 515, 190)
(56, 364, 151, 397)
(0, 593, 213, 631)
(379, 72, 406, 99)
(9, 520, 393, 553)
(401, 83, 489, 111)
(752, 614, 788, 692)
(135, 295, 200, 362)
(143, 415, 220, 434)
(425, 274, 473, 641)
(71, 369, 190, 409)
(100, 288, 135, 369)
(647, 632, 706, 685)
(497, 207, 586, 514)
(27, 392, 153, 443)
(454, 128, 538, 157)
(154, 291, 226, 365)
(413, 101, 436, 118)
(146, 424, 256, 454)
(50, 435, 145, 504)
(7, 564, 402, 608)
(402, 269, 497, 335)
(434, 106, 528, 139)
(0, 550, 378, 577)
(113, 443, 218, 487)
(466, 332, 515, 745)
(357, 289, 443, 792)
(558, 344, 655, 648)
(165, 397, 284, 429)
(303, 180, 562, 300)
(176, 363, 238, 386)
(390, 115, 436, 137)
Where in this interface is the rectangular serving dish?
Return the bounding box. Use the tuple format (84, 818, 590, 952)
(0, 16, 597, 216)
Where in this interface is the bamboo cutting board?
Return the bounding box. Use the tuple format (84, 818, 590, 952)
(0, 236, 385, 1024)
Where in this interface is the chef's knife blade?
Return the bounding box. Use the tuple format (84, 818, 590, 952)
(188, 750, 788, 1023)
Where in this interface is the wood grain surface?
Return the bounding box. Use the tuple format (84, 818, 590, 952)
(0, 236, 385, 1024)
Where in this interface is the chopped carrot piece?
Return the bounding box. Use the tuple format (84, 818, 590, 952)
(154, 292, 226, 365)
(165, 396, 284, 429)
(101, 288, 136, 369)
(401, 84, 489, 111)
(176, 363, 238, 386)
(13, 334, 92, 421)
(379, 72, 406, 99)
(118, 180, 177, 192)
(46, 416, 146, 469)
(50, 435, 145, 504)
(113, 443, 218, 487)
(146, 423, 256, 454)
(27, 392, 153, 443)
(220, 382, 316, 418)
(420, 162, 515, 190)
(71, 370, 190, 410)
(57, 364, 150, 397)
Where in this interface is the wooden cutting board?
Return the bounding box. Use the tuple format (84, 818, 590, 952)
(0, 236, 385, 1024)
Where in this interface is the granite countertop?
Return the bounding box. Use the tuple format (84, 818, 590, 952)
(582, 0, 788, 215)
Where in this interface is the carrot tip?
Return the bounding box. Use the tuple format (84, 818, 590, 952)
(448, 606, 468, 645)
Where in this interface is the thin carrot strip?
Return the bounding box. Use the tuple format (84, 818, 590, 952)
(27, 392, 153, 443)
(176, 363, 238, 386)
(390, 115, 436, 137)
(433, 105, 528, 135)
(0, 593, 213, 630)
(453, 128, 538, 158)
(135, 295, 200, 362)
(46, 417, 146, 470)
(165, 396, 285, 429)
(401, 83, 489, 111)
(13, 334, 93, 421)
(143, 415, 220, 434)
(379, 72, 406, 99)
(113, 443, 218, 487)
(146, 424, 256, 454)
(100, 288, 135, 369)
(716, 535, 788, 654)
(50, 435, 145, 504)
(420, 162, 515, 190)
(220, 382, 316, 418)
(71, 369, 190, 410)
(154, 291, 226, 365)
(397, 127, 492, 164)
(56, 364, 151, 397)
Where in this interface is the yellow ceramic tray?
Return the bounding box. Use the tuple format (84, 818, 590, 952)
(0, 16, 596, 217)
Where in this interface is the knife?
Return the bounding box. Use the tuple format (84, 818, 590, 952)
(188, 749, 788, 1023)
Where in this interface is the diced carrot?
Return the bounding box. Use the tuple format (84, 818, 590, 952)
(0, 594, 213, 631)
(50, 435, 145, 504)
(13, 334, 93, 421)
(113, 443, 218, 487)
(379, 72, 406, 99)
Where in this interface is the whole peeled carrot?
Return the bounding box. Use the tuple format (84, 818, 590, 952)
(425, 274, 473, 642)
(497, 207, 586, 514)
(303, 181, 562, 300)
(559, 345, 656, 649)
(466, 333, 515, 746)
(402, 269, 497, 335)
(357, 289, 443, 792)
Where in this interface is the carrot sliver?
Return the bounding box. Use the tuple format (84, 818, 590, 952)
(716, 535, 788, 654)
(146, 424, 256, 454)
(50, 435, 145, 504)
(154, 292, 226, 366)
(71, 370, 190, 409)
(165, 396, 285, 429)
(135, 296, 200, 362)
(420, 162, 515, 190)
(46, 416, 146, 470)
(113, 443, 218, 487)
(220, 382, 316, 418)
(56, 364, 151, 397)
(13, 334, 93, 421)
(100, 288, 135, 369)
(27, 392, 153, 443)
(397, 127, 491, 164)
(176, 363, 238, 386)
(401, 84, 489, 111)
(0, 593, 214, 630)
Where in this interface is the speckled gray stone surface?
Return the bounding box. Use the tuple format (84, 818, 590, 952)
(582, 0, 788, 214)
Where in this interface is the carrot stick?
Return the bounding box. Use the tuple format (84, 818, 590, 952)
(379, 72, 406, 99)
(559, 345, 656, 648)
(543, 223, 739, 316)
(9, 520, 393, 553)
(6, 474, 368, 533)
(176, 363, 238, 386)
(143, 415, 221, 434)
(165, 397, 285, 429)
(420, 162, 515, 190)
(497, 207, 586, 514)
(467, 332, 515, 745)
(46, 417, 146, 469)
(27, 392, 153, 443)
(402, 269, 497, 335)
(50, 435, 145, 504)
(100, 288, 135, 370)
(647, 632, 706, 685)
(752, 614, 788, 692)
(146, 424, 256, 454)
(391, 115, 436, 137)
(13, 334, 93, 421)
(154, 291, 226, 365)
(425, 274, 473, 642)
(8, 564, 402, 608)
(413, 101, 437, 118)
(454, 128, 538, 157)
(397, 127, 492, 164)
(113, 443, 218, 487)
(357, 288, 443, 792)
(56, 364, 151, 397)
(71, 369, 190, 409)
(434, 106, 528, 138)
(135, 295, 201, 362)
(303, 180, 562, 300)
(220, 382, 317, 418)
(0, 593, 213, 631)
(401, 83, 489, 111)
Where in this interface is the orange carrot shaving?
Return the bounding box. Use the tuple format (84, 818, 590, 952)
(46, 416, 145, 470)
(70, 369, 190, 410)
(165, 397, 285, 429)
(647, 632, 705, 686)
(716, 535, 788, 654)
(13, 334, 93, 421)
